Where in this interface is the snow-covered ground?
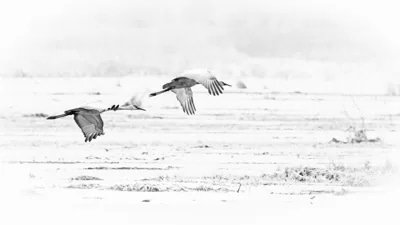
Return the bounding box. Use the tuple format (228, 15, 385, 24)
(0, 76, 399, 224)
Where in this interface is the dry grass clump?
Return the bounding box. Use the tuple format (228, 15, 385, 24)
(109, 184, 161, 192)
(386, 82, 400, 96)
(142, 162, 388, 188)
(71, 175, 103, 181)
(85, 166, 170, 170)
(189, 185, 231, 192)
(107, 183, 230, 192)
(330, 126, 381, 144)
(236, 80, 247, 89)
(283, 166, 369, 186)
(65, 161, 397, 192)
(66, 184, 100, 189)
(263, 161, 392, 186)
(23, 113, 48, 118)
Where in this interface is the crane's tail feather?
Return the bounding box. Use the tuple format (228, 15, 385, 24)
(47, 114, 68, 120)
(149, 87, 172, 97)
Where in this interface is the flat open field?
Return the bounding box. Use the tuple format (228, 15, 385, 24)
(1, 77, 399, 224)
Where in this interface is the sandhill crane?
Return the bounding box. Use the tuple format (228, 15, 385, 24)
(47, 104, 145, 142)
(149, 71, 231, 115)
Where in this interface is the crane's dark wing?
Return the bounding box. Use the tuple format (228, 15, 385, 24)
(73, 114, 105, 142)
(184, 73, 224, 96)
(171, 88, 196, 115)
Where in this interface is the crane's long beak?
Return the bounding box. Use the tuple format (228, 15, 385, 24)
(117, 105, 146, 111)
(225, 83, 232, 87)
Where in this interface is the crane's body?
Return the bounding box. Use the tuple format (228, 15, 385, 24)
(163, 77, 199, 89)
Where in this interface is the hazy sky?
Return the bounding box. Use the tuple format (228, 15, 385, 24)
(0, 0, 399, 77)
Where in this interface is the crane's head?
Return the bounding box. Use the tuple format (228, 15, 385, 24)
(119, 94, 146, 111)
(118, 103, 146, 111)
(132, 105, 146, 111)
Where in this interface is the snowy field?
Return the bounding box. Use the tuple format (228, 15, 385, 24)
(1, 76, 399, 224)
